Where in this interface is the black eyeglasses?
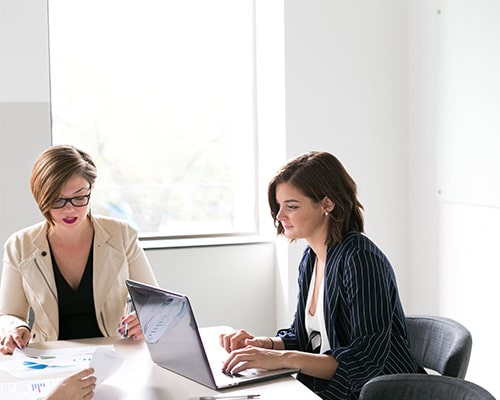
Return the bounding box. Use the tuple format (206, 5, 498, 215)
(51, 193, 91, 209)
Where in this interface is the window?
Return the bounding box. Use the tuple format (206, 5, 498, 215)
(48, 0, 258, 238)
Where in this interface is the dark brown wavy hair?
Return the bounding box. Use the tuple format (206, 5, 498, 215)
(268, 151, 364, 246)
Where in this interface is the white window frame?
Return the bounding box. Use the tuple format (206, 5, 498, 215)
(46, 0, 285, 248)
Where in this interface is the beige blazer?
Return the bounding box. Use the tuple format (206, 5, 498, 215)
(0, 215, 158, 342)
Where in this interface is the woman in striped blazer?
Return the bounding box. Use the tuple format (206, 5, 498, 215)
(220, 151, 420, 400)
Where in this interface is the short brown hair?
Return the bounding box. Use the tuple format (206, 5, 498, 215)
(30, 145, 97, 226)
(268, 151, 364, 246)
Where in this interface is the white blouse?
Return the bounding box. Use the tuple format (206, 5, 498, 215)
(305, 263, 331, 354)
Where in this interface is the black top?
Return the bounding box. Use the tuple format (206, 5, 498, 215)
(51, 241, 103, 340)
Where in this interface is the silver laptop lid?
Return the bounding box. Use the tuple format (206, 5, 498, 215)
(125, 279, 216, 389)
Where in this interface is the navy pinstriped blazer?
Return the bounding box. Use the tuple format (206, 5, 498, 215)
(277, 231, 419, 400)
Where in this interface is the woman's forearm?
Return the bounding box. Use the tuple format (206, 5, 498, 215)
(285, 350, 338, 380)
(260, 336, 337, 380)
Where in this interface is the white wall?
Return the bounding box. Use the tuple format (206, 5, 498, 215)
(409, 1, 499, 397)
(0, 0, 51, 245)
(407, 0, 441, 315)
(146, 243, 277, 335)
(283, 1, 412, 312)
(432, 1, 499, 396)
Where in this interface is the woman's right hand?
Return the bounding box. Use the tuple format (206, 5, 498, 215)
(47, 368, 96, 400)
(0, 326, 31, 355)
(219, 329, 270, 352)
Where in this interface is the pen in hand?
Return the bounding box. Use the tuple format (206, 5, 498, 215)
(123, 295, 132, 338)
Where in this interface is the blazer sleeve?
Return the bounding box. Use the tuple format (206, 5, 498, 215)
(0, 236, 31, 341)
(122, 222, 158, 286)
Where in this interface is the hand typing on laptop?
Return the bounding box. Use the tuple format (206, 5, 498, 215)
(220, 329, 278, 353)
(220, 327, 338, 382)
(220, 329, 288, 375)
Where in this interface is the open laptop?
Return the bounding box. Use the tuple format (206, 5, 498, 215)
(125, 279, 299, 389)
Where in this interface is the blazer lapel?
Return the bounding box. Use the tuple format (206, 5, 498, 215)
(92, 218, 125, 312)
(19, 225, 59, 338)
(324, 246, 342, 347)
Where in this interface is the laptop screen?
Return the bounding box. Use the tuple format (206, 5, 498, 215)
(126, 280, 215, 388)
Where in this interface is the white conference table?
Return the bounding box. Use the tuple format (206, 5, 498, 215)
(0, 335, 321, 400)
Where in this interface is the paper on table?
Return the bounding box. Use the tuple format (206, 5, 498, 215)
(0, 378, 61, 400)
(90, 346, 124, 385)
(0, 345, 116, 379)
(0, 345, 124, 399)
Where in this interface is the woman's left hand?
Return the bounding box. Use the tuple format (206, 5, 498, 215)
(222, 345, 286, 375)
(117, 311, 143, 340)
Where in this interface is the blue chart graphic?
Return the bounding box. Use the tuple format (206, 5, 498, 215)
(143, 298, 186, 344)
(23, 361, 68, 370)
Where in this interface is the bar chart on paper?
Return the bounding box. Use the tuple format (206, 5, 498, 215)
(0, 379, 60, 400)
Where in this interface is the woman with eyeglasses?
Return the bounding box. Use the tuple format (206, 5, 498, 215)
(0, 144, 158, 354)
(220, 151, 420, 400)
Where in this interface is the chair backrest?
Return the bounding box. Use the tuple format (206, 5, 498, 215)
(406, 315, 472, 378)
(359, 374, 495, 400)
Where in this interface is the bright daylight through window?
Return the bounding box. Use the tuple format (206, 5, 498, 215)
(48, 0, 257, 239)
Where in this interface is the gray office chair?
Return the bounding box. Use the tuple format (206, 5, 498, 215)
(406, 315, 472, 378)
(359, 374, 495, 400)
